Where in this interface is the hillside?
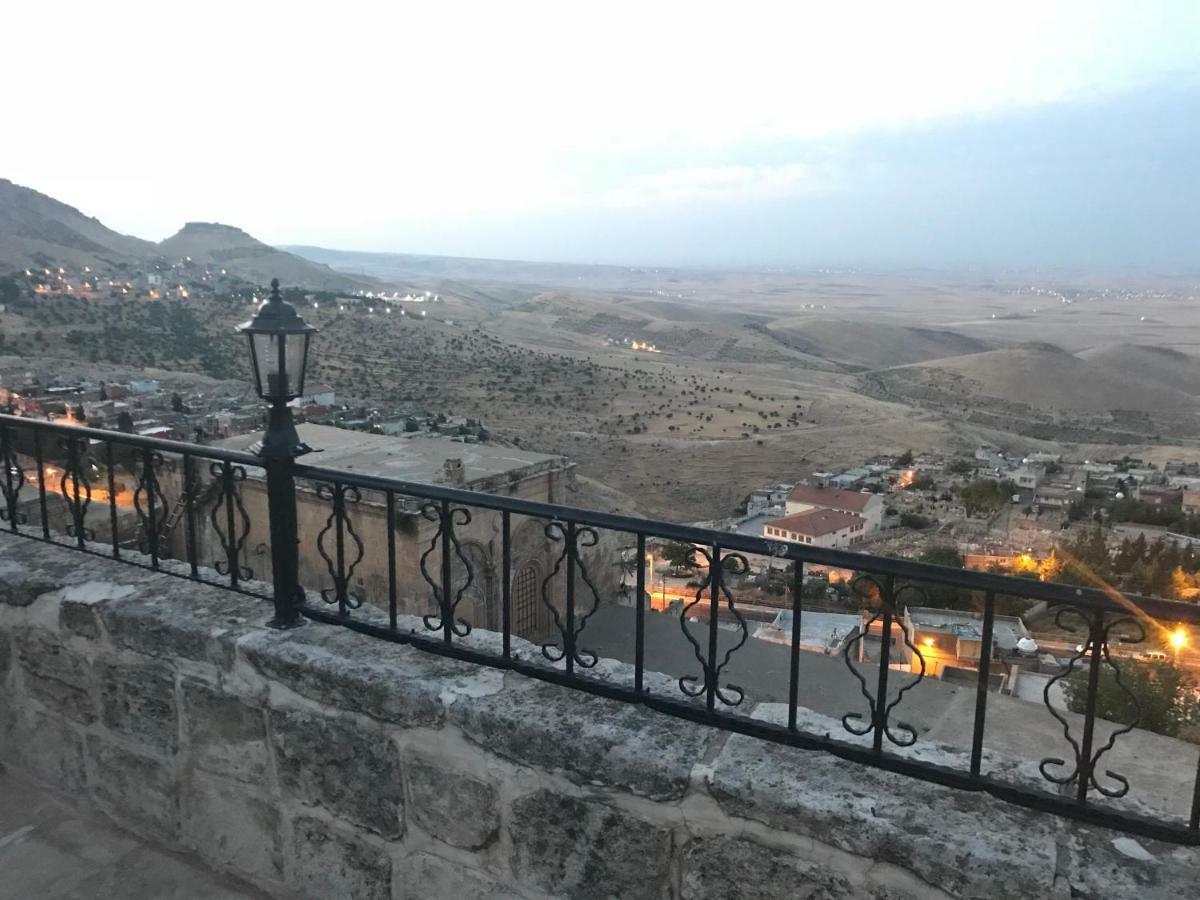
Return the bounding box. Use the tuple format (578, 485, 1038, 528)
(159, 223, 375, 292)
(1076, 344, 1200, 396)
(766, 317, 991, 369)
(0, 179, 154, 270)
(879, 344, 1197, 413)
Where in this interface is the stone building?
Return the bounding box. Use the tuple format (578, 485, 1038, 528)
(169, 424, 619, 640)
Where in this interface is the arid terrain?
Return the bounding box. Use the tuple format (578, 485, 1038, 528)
(3, 179, 1199, 521)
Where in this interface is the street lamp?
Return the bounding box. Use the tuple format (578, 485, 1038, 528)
(238, 278, 317, 460)
(237, 278, 316, 629)
(1170, 625, 1188, 661)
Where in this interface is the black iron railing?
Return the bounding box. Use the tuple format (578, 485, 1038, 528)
(3, 412, 1200, 844)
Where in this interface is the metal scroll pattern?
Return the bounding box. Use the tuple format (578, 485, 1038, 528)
(0, 424, 26, 528)
(1040, 608, 1143, 798)
(419, 500, 473, 636)
(540, 520, 604, 669)
(841, 575, 928, 747)
(59, 436, 94, 541)
(133, 450, 167, 559)
(209, 461, 252, 583)
(317, 482, 365, 612)
(679, 548, 751, 707)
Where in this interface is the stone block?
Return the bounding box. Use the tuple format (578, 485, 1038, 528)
(680, 835, 865, 900)
(450, 677, 710, 800)
(270, 707, 404, 838)
(405, 753, 500, 849)
(59, 600, 102, 640)
(290, 815, 392, 900)
(56, 580, 136, 639)
(97, 588, 258, 671)
(0, 632, 10, 682)
(708, 733, 1060, 900)
(394, 852, 517, 900)
(0, 569, 56, 607)
(99, 658, 178, 752)
(87, 734, 178, 839)
(3, 706, 87, 792)
(509, 789, 671, 899)
(15, 627, 95, 723)
(182, 772, 283, 885)
(243, 628, 455, 728)
(181, 679, 268, 783)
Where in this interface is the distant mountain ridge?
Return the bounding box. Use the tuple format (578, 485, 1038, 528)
(0, 180, 376, 291)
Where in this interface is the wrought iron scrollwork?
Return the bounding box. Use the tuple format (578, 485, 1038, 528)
(1039, 607, 1143, 799)
(540, 520, 604, 669)
(133, 450, 167, 558)
(679, 547, 751, 707)
(0, 424, 27, 528)
(316, 482, 365, 612)
(58, 436, 94, 542)
(841, 575, 927, 747)
(419, 500, 473, 636)
(209, 461, 252, 583)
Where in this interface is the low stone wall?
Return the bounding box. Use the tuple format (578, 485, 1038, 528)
(2, 535, 1199, 899)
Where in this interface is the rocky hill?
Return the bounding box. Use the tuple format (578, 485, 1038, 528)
(0, 179, 155, 269)
(0, 180, 378, 292)
(159, 223, 374, 292)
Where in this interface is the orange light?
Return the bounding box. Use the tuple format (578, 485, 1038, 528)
(922, 637, 935, 648)
(1170, 627, 1188, 651)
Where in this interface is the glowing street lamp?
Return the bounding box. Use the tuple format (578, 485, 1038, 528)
(1170, 625, 1188, 661)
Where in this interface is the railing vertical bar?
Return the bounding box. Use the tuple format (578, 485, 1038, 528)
(66, 438, 85, 550)
(970, 590, 996, 777)
(386, 491, 398, 631)
(872, 574, 896, 754)
(105, 442, 120, 558)
(1190, 750, 1200, 830)
(334, 486, 348, 617)
(440, 499, 452, 643)
(501, 510, 512, 659)
(33, 430, 49, 539)
(183, 453, 199, 577)
(564, 520, 577, 675)
(0, 425, 17, 532)
(143, 448, 159, 568)
(706, 544, 722, 713)
(222, 462, 239, 588)
(635, 533, 646, 693)
(788, 559, 804, 730)
(1076, 611, 1104, 804)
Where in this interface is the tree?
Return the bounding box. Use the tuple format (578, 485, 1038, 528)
(98, 382, 108, 401)
(117, 410, 135, 433)
(1064, 659, 1200, 738)
(171, 392, 185, 412)
(896, 449, 914, 466)
(660, 540, 699, 570)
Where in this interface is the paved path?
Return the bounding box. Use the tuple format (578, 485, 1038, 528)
(0, 768, 269, 900)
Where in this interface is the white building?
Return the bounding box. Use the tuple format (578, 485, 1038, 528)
(763, 508, 868, 549)
(785, 484, 883, 534)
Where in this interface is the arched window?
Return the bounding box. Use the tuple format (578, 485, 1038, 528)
(512, 560, 543, 639)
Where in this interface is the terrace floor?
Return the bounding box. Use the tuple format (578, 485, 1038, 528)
(0, 768, 267, 900)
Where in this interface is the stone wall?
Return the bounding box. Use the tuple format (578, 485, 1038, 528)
(2, 535, 1199, 899)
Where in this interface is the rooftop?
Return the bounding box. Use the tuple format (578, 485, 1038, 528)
(787, 483, 874, 512)
(765, 507, 865, 537)
(217, 422, 565, 486)
(906, 605, 1032, 650)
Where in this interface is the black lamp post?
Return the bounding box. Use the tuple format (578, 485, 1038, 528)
(237, 278, 316, 628)
(238, 278, 317, 459)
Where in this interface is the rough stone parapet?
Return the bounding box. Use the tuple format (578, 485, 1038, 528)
(2, 534, 1200, 899)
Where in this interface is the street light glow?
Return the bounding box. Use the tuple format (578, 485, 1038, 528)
(1170, 626, 1188, 651)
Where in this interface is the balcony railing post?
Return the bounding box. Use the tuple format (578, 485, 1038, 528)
(263, 454, 303, 629)
(253, 400, 311, 630)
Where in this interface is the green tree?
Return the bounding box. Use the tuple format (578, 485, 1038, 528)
(896, 449, 914, 466)
(660, 540, 699, 570)
(1064, 659, 1200, 738)
(117, 410, 135, 433)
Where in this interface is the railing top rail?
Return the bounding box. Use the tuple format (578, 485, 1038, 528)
(4, 412, 1198, 624)
(0, 412, 261, 466)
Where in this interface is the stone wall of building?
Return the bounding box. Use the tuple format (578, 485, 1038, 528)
(2, 535, 1199, 899)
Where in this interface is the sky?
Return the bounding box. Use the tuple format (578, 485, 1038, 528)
(4, 1, 1200, 269)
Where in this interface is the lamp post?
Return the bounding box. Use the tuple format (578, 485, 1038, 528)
(237, 278, 316, 629)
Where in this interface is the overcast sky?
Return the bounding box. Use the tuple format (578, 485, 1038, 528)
(5, 2, 1199, 269)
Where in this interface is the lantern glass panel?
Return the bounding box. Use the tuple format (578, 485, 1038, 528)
(250, 332, 302, 400)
